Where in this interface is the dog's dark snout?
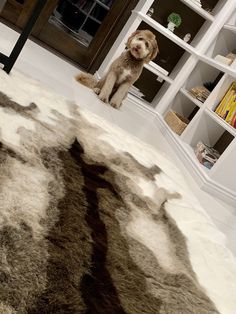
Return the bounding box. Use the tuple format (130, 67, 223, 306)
(136, 44, 141, 50)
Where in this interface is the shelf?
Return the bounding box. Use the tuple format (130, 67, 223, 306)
(205, 108, 236, 137)
(180, 87, 203, 107)
(163, 92, 200, 130)
(179, 0, 214, 21)
(183, 111, 234, 151)
(134, 67, 170, 103)
(223, 24, 236, 32)
(202, 27, 236, 76)
(144, 62, 173, 84)
(183, 60, 222, 94)
(199, 54, 236, 78)
(181, 141, 210, 174)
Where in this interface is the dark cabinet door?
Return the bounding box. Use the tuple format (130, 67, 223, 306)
(1, 0, 138, 72)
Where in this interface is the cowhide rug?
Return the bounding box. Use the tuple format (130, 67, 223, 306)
(0, 70, 235, 314)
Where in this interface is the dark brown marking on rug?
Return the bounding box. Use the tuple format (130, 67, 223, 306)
(109, 152, 161, 181)
(0, 92, 62, 139)
(124, 152, 162, 178)
(27, 140, 126, 314)
(27, 146, 91, 314)
(0, 142, 26, 164)
(0, 91, 37, 115)
(69, 140, 126, 314)
(0, 222, 48, 313)
(68, 141, 164, 314)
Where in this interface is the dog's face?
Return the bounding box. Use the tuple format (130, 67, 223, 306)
(126, 30, 159, 63)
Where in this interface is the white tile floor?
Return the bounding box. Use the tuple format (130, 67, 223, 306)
(0, 22, 236, 257)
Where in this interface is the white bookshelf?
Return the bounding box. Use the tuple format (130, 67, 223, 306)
(98, 0, 236, 205)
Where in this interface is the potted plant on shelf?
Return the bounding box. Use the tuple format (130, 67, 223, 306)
(167, 13, 182, 32)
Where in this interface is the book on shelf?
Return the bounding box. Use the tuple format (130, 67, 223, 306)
(215, 82, 236, 128)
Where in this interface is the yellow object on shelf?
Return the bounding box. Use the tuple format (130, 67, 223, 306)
(215, 82, 236, 121)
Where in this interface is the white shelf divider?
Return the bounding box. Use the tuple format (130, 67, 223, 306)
(223, 24, 236, 32)
(205, 108, 236, 137)
(180, 87, 203, 108)
(179, 0, 214, 21)
(144, 62, 173, 84)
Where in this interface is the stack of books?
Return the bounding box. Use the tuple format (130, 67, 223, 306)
(188, 86, 210, 103)
(215, 82, 236, 128)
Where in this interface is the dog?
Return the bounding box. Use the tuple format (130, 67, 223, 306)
(75, 30, 159, 109)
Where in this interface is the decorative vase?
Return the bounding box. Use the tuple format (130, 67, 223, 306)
(167, 21, 176, 32)
(183, 33, 191, 43)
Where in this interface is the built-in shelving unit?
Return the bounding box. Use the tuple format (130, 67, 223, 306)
(98, 0, 236, 206)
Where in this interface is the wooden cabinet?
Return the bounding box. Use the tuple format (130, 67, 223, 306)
(0, 0, 139, 72)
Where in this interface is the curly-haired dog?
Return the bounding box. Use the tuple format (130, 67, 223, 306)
(75, 30, 159, 109)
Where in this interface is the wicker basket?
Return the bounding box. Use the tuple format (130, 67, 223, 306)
(164, 110, 189, 135)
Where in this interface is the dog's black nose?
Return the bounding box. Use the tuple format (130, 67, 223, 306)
(136, 45, 141, 50)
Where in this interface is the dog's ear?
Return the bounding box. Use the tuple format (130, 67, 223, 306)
(150, 42, 159, 60)
(125, 30, 141, 49)
(145, 41, 159, 63)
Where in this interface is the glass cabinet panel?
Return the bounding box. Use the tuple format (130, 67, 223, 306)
(49, 0, 116, 47)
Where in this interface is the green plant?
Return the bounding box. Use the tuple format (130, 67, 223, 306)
(167, 13, 182, 27)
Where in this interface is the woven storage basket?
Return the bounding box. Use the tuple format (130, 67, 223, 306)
(164, 110, 189, 135)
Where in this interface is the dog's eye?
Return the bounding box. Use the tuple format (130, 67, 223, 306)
(145, 42, 149, 48)
(138, 37, 144, 41)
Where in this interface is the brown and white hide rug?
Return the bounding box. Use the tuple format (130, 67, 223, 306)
(0, 70, 235, 314)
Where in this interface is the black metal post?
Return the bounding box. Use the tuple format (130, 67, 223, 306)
(0, 52, 8, 64)
(2, 0, 47, 74)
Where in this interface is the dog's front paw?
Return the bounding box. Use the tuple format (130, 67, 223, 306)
(98, 93, 109, 103)
(110, 100, 122, 109)
(93, 87, 101, 95)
